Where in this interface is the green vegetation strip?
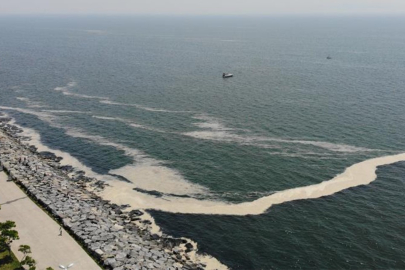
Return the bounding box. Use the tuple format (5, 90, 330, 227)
(0, 248, 21, 270)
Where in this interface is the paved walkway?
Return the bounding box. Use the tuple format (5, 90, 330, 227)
(0, 172, 100, 270)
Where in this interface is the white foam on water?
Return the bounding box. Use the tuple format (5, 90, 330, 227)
(3, 106, 396, 217)
(53, 83, 193, 114)
(7, 119, 112, 181)
(0, 107, 208, 196)
(184, 116, 377, 153)
(91, 115, 165, 133)
(92, 115, 145, 130)
(99, 100, 193, 113)
(54, 81, 108, 100)
(62, 127, 208, 196)
(262, 138, 374, 153)
(109, 164, 208, 196)
(0, 106, 206, 196)
(61, 91, 108, 100)
(54, 81, 195, 115)
(136, 104, 192, 113)
(54, 81, 76, 92)
(92, 115, 119, 121)
(101, 152, 405, 216)
(269, 151, 343, 160)
(1, 109, 198, 197)
(16, 97, 45, 108)
(10, 85, 24, 93)
(192, 114, 234, 131)
(2, 113, 227, 269)
(183, 129, 372, 153)
(186, 113, 380, 153)
(64, 128, 147, 161)
(99, 100, 128, 106)
(3, 107, 399, 269)
(67, 82, 77, 87)
(42, 110, 91, 114)
(0, 106, 58, 125)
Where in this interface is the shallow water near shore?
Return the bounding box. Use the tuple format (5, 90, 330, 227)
(1, 15, 405, 269)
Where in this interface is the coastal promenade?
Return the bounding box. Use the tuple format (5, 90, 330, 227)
(0, 171, 101, 270)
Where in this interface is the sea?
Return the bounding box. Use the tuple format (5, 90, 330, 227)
(1, 15, 405, 269)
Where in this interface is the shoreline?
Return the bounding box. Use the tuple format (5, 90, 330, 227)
(0, 116, 226, 270)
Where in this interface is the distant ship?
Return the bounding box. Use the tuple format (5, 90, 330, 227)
(222, 73, 233, 78)
(327, 56, 332, 60)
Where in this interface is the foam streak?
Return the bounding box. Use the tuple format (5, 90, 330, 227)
(102, 152, 405, 216)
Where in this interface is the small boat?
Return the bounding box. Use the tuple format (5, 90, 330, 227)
(222, 73, 233, 78)
(327, 56, 332, 60)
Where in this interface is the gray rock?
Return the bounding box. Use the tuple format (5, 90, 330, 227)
(103, 245, 114, 253)
(111, 224, 124, 231)
(130, 250, 139, 258)
(131, 244, 142, 251)
(105, 258, 119, 268)
(0, 127, 218, 270)
(115, 252, 127, 261)
(84, 227, 97, 232)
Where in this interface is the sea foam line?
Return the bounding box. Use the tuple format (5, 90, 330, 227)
(54, 82, 192, 113)
(0, 106, 207, 197)
(64, 128, 208, 196)
(185, 114, 378, 153)
(93, 111, 371, 155)
(0, 106, 58, 124)
(183, 129, 375, 153)
(16, 97, 45, 108)
(2, 106, 404, 218)
(1, 115, 226, 270)
(54, 81, 108, 100)
(91, 115, 166, 133)
(53, 81, 364, 155)
(99, 100, 192, 113)
(101, 152, 405, 216)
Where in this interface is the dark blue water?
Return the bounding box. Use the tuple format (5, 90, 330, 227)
(152, 162, 405, 269)
(1, 15, 405, 269)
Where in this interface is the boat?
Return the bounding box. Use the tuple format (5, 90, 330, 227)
(327, 56, 332, 60)
(222, 73, 233, 78)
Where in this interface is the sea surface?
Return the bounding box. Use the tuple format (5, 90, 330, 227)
(1, 15, 405, 269)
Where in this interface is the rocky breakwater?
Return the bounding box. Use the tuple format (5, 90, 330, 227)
(0, 118, 211, 270)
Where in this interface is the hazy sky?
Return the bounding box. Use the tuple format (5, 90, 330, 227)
(1, 0, 405, 15)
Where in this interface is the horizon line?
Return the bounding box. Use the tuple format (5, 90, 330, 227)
(1, 12, 405, 17)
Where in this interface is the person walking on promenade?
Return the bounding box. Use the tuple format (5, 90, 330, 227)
(59, 226, 63, 236)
